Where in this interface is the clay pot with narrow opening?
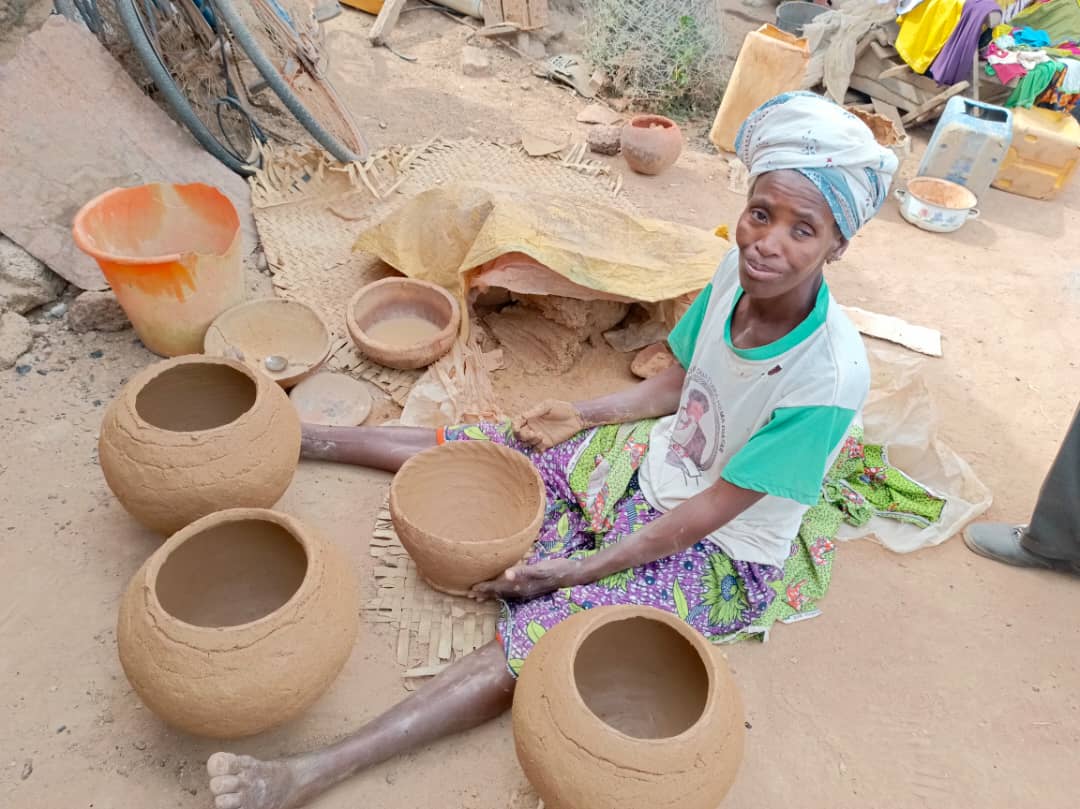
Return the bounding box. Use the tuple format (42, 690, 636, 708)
(99, 355, 301, 535)
(621, 115, 684, 176)
(117, 508, 360, 738)
(513, 605, 744, 809)
(346, 278, 460, 370)
(389, 440, 546, 595)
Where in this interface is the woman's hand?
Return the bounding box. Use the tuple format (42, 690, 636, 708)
(469, 558, 578, 601)
(512, 400, 588, 451)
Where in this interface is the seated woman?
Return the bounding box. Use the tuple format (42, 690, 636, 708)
(206, 92, 897, 809)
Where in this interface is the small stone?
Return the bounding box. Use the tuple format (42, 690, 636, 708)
(67, 291, 130, 333)
(15, 364, 31, 375)
(264, 355, 287, 372)
(0, 236, 66, 315)
(89, 349, 104, 359)
(30, 323, 49, 336)
(133, 740, 147, 751)
(20, 759, 32, 780)
(45, 302, 68, 319)
(378, 121, 388, 130)
(461, 46, 491, 78)
(519, 82, 531, 91)
(56, 725, 66, 733)
(0, 311, 33, 370)
(631, 343, 677, 379)
(587, 124, 621, 156)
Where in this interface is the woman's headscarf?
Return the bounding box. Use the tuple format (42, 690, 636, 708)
(734, 92, 898, 240)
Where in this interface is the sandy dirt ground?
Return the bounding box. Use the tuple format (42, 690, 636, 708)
(2, 4, 1079, 809)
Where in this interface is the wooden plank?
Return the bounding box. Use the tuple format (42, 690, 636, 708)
(525, 0, 548, 28)
(871, 98, 904, 131)
(849, 74, 918, 111)
(369, 0, 408, 45)
(901, 81, 969, 125)
(482, 0, 503, 25)
(878, 62, 912, 81)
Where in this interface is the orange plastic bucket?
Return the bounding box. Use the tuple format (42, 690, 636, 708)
(72, 183, 245, 357)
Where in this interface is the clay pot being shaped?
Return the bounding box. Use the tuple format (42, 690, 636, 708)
(389, 440, 546, 595)
(621, 115, 684, 176)
(99, 355, 301, 535)
(346, 277, 460, 370)
(512, 605, 745, 809)
(117, 508, 360, 738)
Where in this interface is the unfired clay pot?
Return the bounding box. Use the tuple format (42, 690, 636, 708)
(346, 277, 460, 370)
(117, 508, 360, 738)
(99, 355, 301, 534)
(389, 441, 546, 595)
(513, 605, 745, 809)
(203, 298, 332, 388)
(621, 115, 684, 176)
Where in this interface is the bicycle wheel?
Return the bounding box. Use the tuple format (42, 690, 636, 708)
(212, 0, 368, 163)
(115, 0, 264, 174)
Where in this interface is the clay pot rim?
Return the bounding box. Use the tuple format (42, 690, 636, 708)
(204, 298, 332, 388)
(143, 508, 316, 634)
(565, 607, 718, 746)
(345, 277, 460, 355)
(626, 114, 679, 130)
(127, 354, 264, 436)
(72, 182, 241, 266)
(390, 441, 547, 549)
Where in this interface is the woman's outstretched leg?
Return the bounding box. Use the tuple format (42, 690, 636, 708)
(300, 424, 438, 472)
(207, 641, 515, 809)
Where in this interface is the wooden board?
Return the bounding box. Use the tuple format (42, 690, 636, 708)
(482, 0, 547, 30)
(368, 0, 408, 45)
(842, 306, 943, 357)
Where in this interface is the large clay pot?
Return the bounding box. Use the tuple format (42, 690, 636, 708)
(99, 355, 301, 535)
(513, 605, 744, 809)
(117, 508, 360, 738)
(346, 277, 460, 370)
(621, 115, 684, 176)
(389, 440, 546, 595)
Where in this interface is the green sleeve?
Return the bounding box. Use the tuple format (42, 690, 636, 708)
(667, 284, 713, 368)
(721, 405, 857, 505)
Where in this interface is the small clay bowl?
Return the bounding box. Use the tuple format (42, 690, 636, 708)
(204, 298, 332, 388)
(346, 278, 460, 370)
(389, 441, 546, 595)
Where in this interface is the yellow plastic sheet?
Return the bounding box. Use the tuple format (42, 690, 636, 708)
(353, 183, 729, 333)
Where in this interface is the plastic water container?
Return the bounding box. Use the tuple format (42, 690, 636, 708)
(992, 106, 1080, 200)
(72, 183, 245, 357)
(917, 97, 1013, 201)
(776, 1, 827, 36)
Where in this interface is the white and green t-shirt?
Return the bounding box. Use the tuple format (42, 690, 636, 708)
(638, 249, 870, 569)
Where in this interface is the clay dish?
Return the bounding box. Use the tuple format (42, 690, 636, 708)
(289, 372, 373, 426)
(204, 298, 331, 388)
(389, 441, 546, 595)
(346, 278, 460, 370)
(117, 508, 360, 739)
(513, 605, 745, 809)
(99, 355, 301, 534)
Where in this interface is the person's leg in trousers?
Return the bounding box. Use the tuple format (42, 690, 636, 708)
(964, 405, 1080, 572)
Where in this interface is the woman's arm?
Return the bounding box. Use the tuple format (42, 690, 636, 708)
(471, 478, 764, 601)
(515, 365, 686, 451)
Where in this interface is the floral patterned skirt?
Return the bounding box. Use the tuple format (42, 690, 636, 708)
(441, 422, 783, 677)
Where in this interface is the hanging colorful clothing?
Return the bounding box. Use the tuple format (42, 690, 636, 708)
(1007, 59, 1066, 105)
(929, 0, 1003, 85)
(1035, 60, 1080, 110)
(896, 0, 966, 74)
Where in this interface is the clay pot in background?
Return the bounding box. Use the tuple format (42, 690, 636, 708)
(390, 441, 546, 595)
(513, 605, 745, 809)
(621, 115, 684, 176)
(99, 355, 301, 535)
(117, 509, 360, 738)
(346, 277, 460, 370)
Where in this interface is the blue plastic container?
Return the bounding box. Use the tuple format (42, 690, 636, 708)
(917, 97, 1013, 201)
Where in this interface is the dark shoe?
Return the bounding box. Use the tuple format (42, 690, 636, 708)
(963, 522, 1078, 573)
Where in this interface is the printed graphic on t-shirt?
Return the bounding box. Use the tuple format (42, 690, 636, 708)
(665, 367, 725, 483)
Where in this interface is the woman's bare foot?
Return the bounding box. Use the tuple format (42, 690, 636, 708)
(207, 752, 307, 809)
